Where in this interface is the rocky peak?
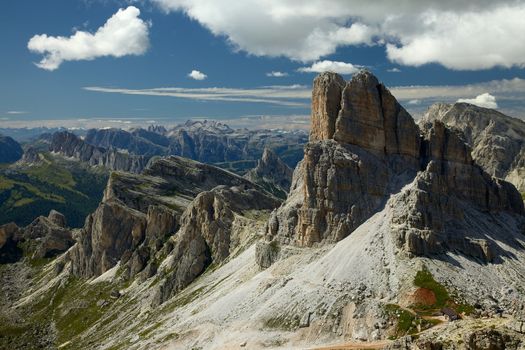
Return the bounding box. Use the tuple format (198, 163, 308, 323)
(48, 210, 67, 228)
(422, 102, 525, 192)
(309, 72, 345, 142)
(263, 70, 524, 260)
(244, 148, 293, 198)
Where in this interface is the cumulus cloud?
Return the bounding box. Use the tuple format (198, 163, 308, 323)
(386, 6, 525, 70)
(298, 60, 361, 74)
(266, 71, 288, 77)
(188, 70, 207, 80)
(151, 0, 525, 69)
(152, 0, 376, 61)
(388, 68, 401, 73)
(457, 93, 498, 109)
(27, 6, 150, 71)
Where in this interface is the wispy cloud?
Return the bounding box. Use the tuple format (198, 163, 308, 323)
(390, 78, 525, 101)
(6, 111, 28, 115)
(84, 85, 311, 107)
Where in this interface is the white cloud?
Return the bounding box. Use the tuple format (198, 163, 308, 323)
(83, 77, 525, 115)
(84, 85, 310, 106)
(152, 0, 376, 62)
(151, 0, 525, 69)
(27, 6, 150, 71)
(387, 68, 401, 73)
(385, 6, 525, 70)
(298, 60, 361, 74)
(266, 71, 288, 77)
(390, 78, 525, 102)
(457, 93, 498, 109)
(6, 111, 28, 115)
(188, 70, 207, 80)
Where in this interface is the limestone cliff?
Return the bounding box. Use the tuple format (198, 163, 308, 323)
(67, 156, 279, 280)
(262, 70, 524, 265)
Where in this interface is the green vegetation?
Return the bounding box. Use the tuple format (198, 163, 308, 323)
(384, 304, 439, 337)
(30, 276, 116, 346)
(413, 268, 450, 308)
(412, 267, 475, 316)
(0, 153, 108, 227)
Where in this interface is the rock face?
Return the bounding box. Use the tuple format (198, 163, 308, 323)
(1, 210, 74, 261)
(264, 70, 524, 263)
(0, 135, 23, 163)
(49, 131, 149, 173)
(22, 210, 74, 259)
(67, 155, 279, 280)
(422, 102, 525, 193)
(244, 148, 293, 198)
(153, 185, 280, 305)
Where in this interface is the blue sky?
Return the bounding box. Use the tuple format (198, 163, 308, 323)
(1, 0, 525, 129)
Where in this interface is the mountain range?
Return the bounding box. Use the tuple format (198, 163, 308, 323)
(0, 71, 524, 350)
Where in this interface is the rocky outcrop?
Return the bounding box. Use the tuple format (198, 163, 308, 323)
(153, 185, 280, 305)
(49, 131, 149, 173)
(67, 155, 278, 279)
(422, 102, 525, 192)
(22, 210, 74, 259)
(244, 148, 293, 198)
(391, 121, 524, 262)
(19, 147, 42, 164)
(263, 70, 524, 265)
(0, 135, 23, 163)
(1, 210, 74, 261)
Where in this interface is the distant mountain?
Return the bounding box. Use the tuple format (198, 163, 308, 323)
(0, 127, 86, 142)
(0, 135, 23, 163)
(422, 103, 525, 193)
(82, 120, 307, 170)
(49, 131, 150, 173)
(85, 128, 168, 157)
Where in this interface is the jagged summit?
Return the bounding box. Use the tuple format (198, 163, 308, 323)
(244, 148, 293, 198)
(422, 102, 525, 192)
(263, 71, 523, 252)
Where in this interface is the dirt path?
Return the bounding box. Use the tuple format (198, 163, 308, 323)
(312, 339, 392, 350)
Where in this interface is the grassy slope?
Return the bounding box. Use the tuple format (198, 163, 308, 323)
(0, 153, 108, 228)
